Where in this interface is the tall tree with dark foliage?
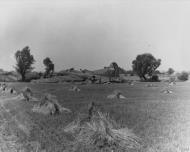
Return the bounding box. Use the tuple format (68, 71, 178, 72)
(110, 62, 119, 77)
(132, 53, 161, 80)
(43, 57, 54, 78)
(167, 68, 175, 75)
(14, 46, 35, 81)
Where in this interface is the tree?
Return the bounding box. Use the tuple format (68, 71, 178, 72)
(154, 70, 161, 75)
(43, 57, 54, 78)
(132, 53, 161, 80)
(167, 68, 175, 75)
(110, 62, 119, 77)
(14, 46, 35, 81)
(105, 67, 114, 81)
(177, 72, 189, 81)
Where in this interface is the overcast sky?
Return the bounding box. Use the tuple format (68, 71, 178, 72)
(0, 0, 190, 72)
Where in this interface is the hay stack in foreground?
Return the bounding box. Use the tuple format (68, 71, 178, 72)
(16, 87, 38, 102)
(18, 87, 33, 101)
(64, 111, 142, 151)
(32, 93, 71, 115)
(69, 86, 80, 92)
(107, 90, 126, 99)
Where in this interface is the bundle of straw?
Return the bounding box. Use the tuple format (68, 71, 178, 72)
(64, 111, 142, 151)
(20, 87, 33, 101)
(107, 90, 126, 99)
(32, 93, 71, 115)
(69, 86, 81, 92)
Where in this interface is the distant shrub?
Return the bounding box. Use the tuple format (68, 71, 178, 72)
(56, 72, 64, 76)
(25, 72, 41, 82)
(167, 68, 175, 75)
(177, 72, 189, 81)
(154, 70, 161, 75)
(169, 76, 176, 82)
(69, 68, 74, 72)
(43, 57, 54, 78)
(125, 70, 135, 76)
(150, 75, 159, 82)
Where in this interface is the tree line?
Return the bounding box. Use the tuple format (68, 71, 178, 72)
(14, 46, 54, 81)
(14, 46, 183, 82)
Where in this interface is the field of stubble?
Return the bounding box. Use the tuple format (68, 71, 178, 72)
(1, 81, 190, 152)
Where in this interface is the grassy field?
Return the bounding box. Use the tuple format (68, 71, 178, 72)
(1, 81, 190, 152)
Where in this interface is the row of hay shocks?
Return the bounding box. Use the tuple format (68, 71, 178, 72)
(107, 90, 126, 100)
(0, 83, 33, 99)
(145, 80, 176, 94)
(163, 80, 176, 94)
(0, 83, 72, 116)
(0, 84, 46, 152)
(80, 79, 134, 86)
(146, 81, 176, 87)
(2, 80, 174, 150)
(106, 81, 175, 101)
(69, 86, 81, 92)
(106, 84, 174, 101)
(35, 79, 174, 151)
(63, 102, 143, 152)
(62, 86, 142, 151)
(161, 80, 175, 94)
(69, 86, 127, 100)
(0, 83, 142, 151)
(0, 83, 17, 95)
(20, 87, 72, 115)
(32, 93, 71, 115)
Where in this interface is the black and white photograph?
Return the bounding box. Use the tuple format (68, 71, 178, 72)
(0, 0, 190, 151)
